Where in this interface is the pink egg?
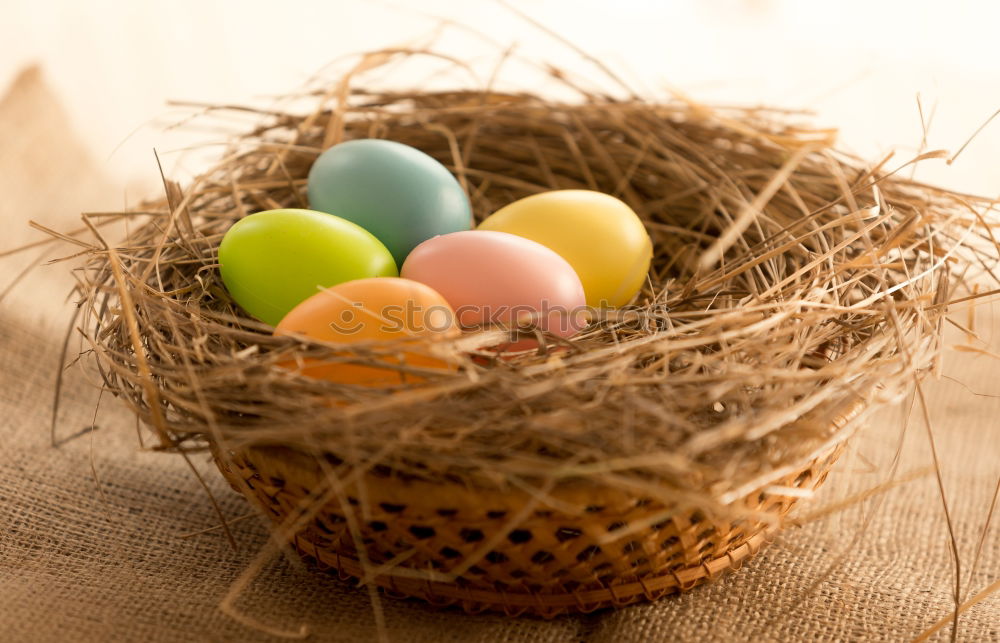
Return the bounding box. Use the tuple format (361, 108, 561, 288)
(401, 230, 587, 350)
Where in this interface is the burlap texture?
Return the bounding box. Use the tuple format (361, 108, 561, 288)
(1, 68, 997, 642)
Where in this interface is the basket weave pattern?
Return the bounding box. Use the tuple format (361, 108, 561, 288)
(216, 442, 843, 617)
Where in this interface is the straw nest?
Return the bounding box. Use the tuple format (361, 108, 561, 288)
(72, 55, 997, 554)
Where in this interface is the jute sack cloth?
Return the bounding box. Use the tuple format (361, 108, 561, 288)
(0, 67, 997, 642)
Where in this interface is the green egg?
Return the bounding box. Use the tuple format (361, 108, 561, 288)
(218, 208, 397, 326)
(307, 139, 472, 265)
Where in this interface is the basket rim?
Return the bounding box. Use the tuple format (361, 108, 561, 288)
(215, 394, 866, 506)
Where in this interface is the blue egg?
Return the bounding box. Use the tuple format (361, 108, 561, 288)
(307, 139, 472, 265)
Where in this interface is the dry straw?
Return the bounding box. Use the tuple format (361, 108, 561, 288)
(60, 51, 999, 618)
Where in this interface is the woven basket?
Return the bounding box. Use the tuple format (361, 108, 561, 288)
(70, 54, 990, 623)
(212, 399, 861, 618)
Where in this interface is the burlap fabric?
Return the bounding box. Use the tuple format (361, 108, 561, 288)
(1, 68, 997, 642)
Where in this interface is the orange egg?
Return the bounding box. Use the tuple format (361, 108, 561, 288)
(274, 278, 459, 386)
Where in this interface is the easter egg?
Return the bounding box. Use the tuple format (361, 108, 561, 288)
(218, 209, 397, 326)
(274, 278, 459, 386)
(478, 190, 652, 307)
(307, 139, 472, 265)
(401, 230, 587, 349)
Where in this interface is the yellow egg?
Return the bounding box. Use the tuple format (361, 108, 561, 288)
(478, 190, 652, 307)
